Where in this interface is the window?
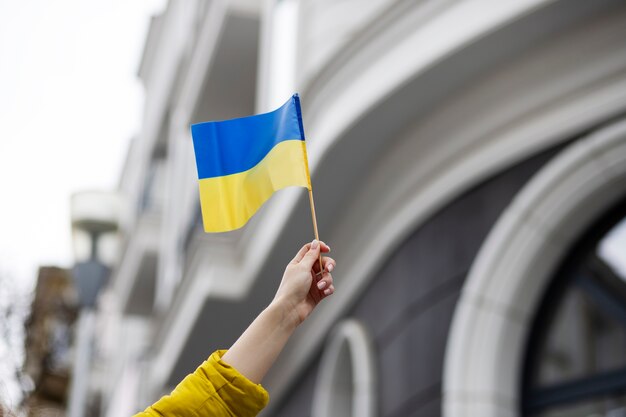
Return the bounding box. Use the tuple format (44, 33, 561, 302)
(523, 200, 626, 416)
(313, 320, 377, 417)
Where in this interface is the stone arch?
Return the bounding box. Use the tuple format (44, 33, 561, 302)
(443, 119, 626, 417)
(312, 320, 377, 417)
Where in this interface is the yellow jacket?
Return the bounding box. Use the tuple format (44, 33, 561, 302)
(134, 350, 269, 417)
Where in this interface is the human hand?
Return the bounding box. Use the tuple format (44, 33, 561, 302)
(272, 240, 336, 327)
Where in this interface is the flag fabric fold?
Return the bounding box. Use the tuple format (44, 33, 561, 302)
(191, 94, 312, 233)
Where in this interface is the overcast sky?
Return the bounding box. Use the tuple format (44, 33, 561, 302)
(0, 0, 165, 292)
(0, 0, 164, 404)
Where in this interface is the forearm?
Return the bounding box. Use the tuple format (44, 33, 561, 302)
(222, 300, 298, 384)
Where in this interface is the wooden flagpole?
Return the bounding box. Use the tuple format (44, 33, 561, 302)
(308, 189, 324, 275)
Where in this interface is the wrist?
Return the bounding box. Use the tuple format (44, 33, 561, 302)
(268, 297, 301, 331)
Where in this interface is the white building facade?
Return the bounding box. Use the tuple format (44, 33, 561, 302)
(92, 0, 626, 416)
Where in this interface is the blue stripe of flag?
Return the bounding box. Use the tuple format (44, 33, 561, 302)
(191, 94, 305, 180)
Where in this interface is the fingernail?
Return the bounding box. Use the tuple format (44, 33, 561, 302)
(317, 280, 326, 290)
(311, 240, 319, 249)
(324, 288, 332, 296)
(327, 264, 334, 272)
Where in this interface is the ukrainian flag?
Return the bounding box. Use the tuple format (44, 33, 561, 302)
(191, 94, 312, 233)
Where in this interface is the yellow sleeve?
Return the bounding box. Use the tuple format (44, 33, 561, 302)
(133, 350, 269, 417)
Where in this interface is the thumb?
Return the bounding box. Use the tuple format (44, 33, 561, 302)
(300, 240, 321, 270)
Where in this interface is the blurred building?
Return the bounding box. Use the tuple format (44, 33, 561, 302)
(23, 267, 77, 417)
(91, 0, 626, 416)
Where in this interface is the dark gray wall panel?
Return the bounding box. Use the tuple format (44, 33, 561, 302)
(272, 355, 320, 417)
(378, 290, 459, 416)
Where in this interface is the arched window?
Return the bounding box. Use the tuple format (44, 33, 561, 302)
(522, 200, 626, 416)
(312, 320, 377, 417)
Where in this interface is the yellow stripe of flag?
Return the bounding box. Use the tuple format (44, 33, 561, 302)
(198, 140, 311, 232)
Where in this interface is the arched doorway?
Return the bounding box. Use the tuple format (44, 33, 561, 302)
(444, 119, 626, 417)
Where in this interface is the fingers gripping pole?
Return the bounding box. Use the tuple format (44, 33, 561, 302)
(308, 189, 324, 275)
